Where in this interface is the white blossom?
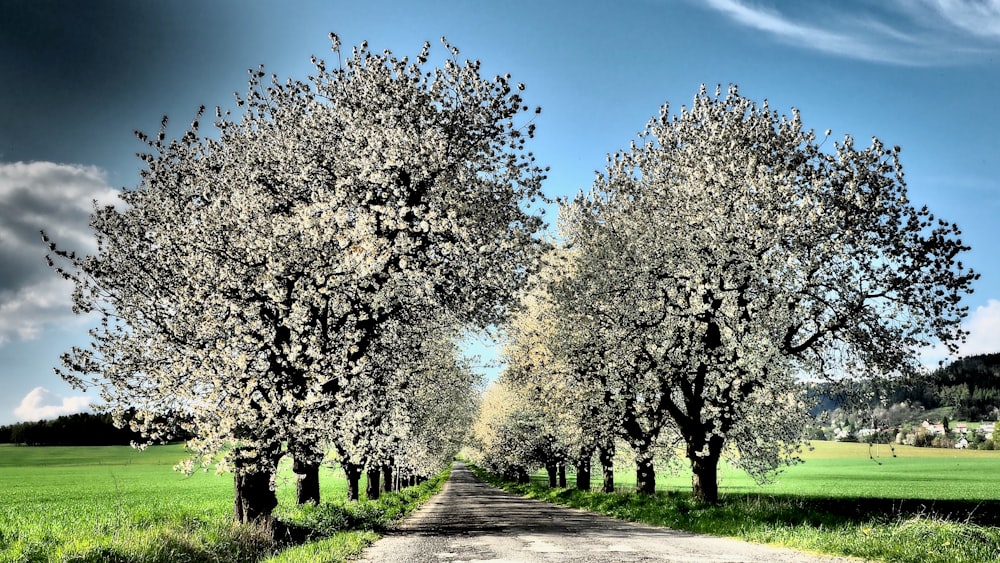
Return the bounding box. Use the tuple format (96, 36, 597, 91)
(45, 35, 545, 522)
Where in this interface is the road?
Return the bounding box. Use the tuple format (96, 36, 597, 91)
(356, 462, 866, 562)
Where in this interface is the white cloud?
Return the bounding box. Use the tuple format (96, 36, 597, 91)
(14, 386, 92, 422)
(956, 298, 1000, 357)
(918, 0, 1000, 38)
(923, 298, 1000, 367)
(0, 161, 118, 344)
(0, 277, 85, 342)
(702, 0, 999, 66)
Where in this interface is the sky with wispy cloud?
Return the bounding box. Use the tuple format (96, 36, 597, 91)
(1, 0, 999, 424)
(705, 0, 1000, 65)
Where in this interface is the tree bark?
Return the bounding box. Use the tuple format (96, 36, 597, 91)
(381, 464, 393, 494)
(558, 462, 567, 488)
(232, 443, 280, 526)
(233, 468, 278, 525)
(635, 452, 656, 495)
(545, 461, 557, 487)
(599, 445, 614, 493)
(575, 450, 592, 491)
(366, 468, 381, 500)
(292, 456, 320, 505)
(690, 447, 722, 503)
(344, 462, 363, 501)
(691, 456, 720, 502)
(288, 436, 321, 505)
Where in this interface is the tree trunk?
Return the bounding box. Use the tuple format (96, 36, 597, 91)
(233, 468, 278, 525)
(288, 436, 321, 505)
(691, 453, 721, 503)
(366, 468, 381, 500)
(344, 462, 363, 501)
(558, 463, 567, 488)
(599, 445, 614, 493)
(292, 456, 320, 505)
(636, 452, 656, 495)
(575, 452, 592, 491)
(545, 461, 557, 487)
(381, 465, 393, 494)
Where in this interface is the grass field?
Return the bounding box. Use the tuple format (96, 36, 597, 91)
(3, 442, 1000, 562)
(616, 441, 1000, 501)
(0, 444, 443, 562)
(486, 440, 1000, 563)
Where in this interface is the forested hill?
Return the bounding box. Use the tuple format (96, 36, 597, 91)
(934, 353, 1000, 388)
(922, 353, 1000, 420)
(812, 353, 1000, 421)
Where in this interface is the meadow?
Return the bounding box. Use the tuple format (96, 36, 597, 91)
(623, 441, 1000, 502)
(4, 442, 1000, 562)
(475, 441, 1000, 563)
(0, 444, 443, 562)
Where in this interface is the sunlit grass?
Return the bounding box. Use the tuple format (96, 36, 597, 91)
(0, 444, 446, 562)
(470, 442, 1000, 563)
(606, 441, 1000, 500)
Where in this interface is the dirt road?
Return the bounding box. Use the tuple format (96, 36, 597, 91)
(357, 462, 865, 562)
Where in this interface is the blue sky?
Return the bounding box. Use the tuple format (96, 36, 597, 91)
(1, 0, 999, 425)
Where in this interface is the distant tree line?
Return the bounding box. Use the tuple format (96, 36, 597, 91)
(0, 412, 190, 446)
(925, 353, 1000, 421)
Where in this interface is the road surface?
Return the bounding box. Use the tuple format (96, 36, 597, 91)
(357, 462, 865, 562)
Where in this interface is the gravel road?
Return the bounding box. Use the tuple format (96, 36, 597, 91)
(356, 461, 867, 562)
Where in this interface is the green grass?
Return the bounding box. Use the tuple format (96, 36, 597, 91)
(609, 441, 1000, 501)
(472, 442, 1000, 563)
(0, 444, 447, 562)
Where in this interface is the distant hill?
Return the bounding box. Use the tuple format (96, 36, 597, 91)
(934, 352, 1000, 388)
(926, 353, 1000, 420)
(809, 353, 1000, 421)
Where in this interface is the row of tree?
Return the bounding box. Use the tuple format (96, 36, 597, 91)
(45, 34, 977, 520)
(44, 35, 544, 527)
(468, 85, 976, 502)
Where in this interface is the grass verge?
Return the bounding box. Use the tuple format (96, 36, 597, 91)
(0, 445, 448, 563)
(468, 464, 1000, 563)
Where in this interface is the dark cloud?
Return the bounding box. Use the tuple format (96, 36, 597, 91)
(0, 161, 115, 342)
(0, 1, 172, 162)
(0, 0, 265, 168)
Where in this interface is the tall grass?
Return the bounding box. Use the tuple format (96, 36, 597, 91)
(0, 444, 447, 562)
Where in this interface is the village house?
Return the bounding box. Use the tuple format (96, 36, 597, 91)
(921, 420, 947, 435)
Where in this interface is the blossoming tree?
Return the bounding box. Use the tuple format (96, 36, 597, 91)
(502, 249, 621, 491)
(559, 85, 976, 502)
(45, 34, 545, 524)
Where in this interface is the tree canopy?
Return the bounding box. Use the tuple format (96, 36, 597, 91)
(46, 34, 545, 524)
(550, 84, 976, 501)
